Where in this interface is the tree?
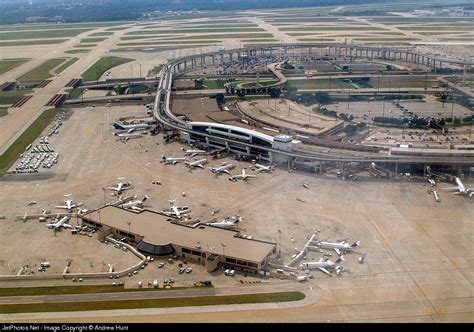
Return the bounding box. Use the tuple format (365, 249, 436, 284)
(269, 88, 281, 98)
(314, 92, 331, 105)
(215, 93, 225, 105)
(237, 90, 246, 98)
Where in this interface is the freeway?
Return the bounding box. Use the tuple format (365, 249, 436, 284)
(152, 49, 474, 166)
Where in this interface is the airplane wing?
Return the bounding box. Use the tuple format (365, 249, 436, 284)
(63, 223, 73, 229)
(197, 164, 204, 169)
(127, 128, 136, 134)
(55, 205, 67, 209)
(130, 206, 143, 211)
(334, 248, 341, 256)
(223, 170, 230, 175)
(318, 267, 331, 276)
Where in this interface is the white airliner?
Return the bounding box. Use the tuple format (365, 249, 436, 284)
(449, 177, 473, 197)
(46, 216, 72, 230)
(300, 256, 344, 276)
(112, 122, 150, 131)
(119, 195, 149, 211)
(160, 155, 187, 165)
(318, 240, 360, 255)
(253, 164, 274, 173)
(55, 197, 83, 212)
(114, 132, 142, 138)
(228, 169, 256, 182)
(107, 180, 133, 195)
(185, 159, 208, 169)
(209, 163, 234, 175)
(181, 148, 207, 158)
(161, 200, 191, 218)
(205, 216, 241, 229)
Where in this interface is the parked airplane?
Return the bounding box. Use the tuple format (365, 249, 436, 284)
(112, 122, 150, 131)
(318, 240, 360, 255)
(253, 164, 274, 173)
(46, 216, 72, 230)
(119, 195, 149, 211)
(55, 197, 83, 212)
(300, 256, 344, 276)
(181, 148, 207, 158)
(160, 156, 186, 165)
(107, 180, 133, 195)
(161, 200, 191, 218)
(185, 159, 208, 169)
(113, 132, 142, 138)
(228, 169, 256, 182)
(447, 177, 473, 197)
(205, 216, 241, 229)
(209, 163, 234, 175)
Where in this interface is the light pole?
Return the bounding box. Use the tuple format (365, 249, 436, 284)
(367, 110, 371, 136)
(220, 242, 226, 259)
(277, 229, 281, 257)
(139, 64, 142, 78)
(127, 221, 131, 242)
(450, 94, 454, 122)
(101, 187, 106, 206)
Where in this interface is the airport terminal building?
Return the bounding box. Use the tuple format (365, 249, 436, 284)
(82, 206, 276, 274)
(183, 121, 297, 164)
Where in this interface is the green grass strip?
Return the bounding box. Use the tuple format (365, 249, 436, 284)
(0, 108, 68, 176)
(0, 108, 8, 117)
(0, 39, 67, 47)
(17, 58, 66, 82)
(0, 90, 32, 105)
(0, 291, 305, 314)
(0, 29, 92, 40)
(0, 59, 29, 75)
(80, 37, 107, 43)
(65, 49, 91, 54)
(88, 32, 114, 36)
(55, 57, 79, 74)
(82, 56, 134, 81)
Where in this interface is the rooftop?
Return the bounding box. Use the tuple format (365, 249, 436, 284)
(84, 206, 275, 263)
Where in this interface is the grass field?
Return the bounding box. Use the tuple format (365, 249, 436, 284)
(110, 45, 217, 52)
(398, 26, 474, 31)
(80, 37, 107, 43)
(74, 44, 97, 48)
(266, 17, 352, 23)
(88, 32, 114, 36)
(0, 108, 67, 176)
(0, 284, 184, 297)
(280, 26, 386, 31)
(17, 58, 66, 82)
(0, 39, 68, 47)
(128, 28, 265, 35)
(0, 108, 8, 117)
(55, 57, 79, 74)
(0, 22, 125, 32)
(161, 33, 274, 40)
(65, 49, 91, 54)
(0, 291, 305, 314)
(106, 26, 130, 31)
(0, 29, 92, 40)
(0, 59, 29, 75)
(0, 89, 32, 105)
(82, 56, 134, 81)
(288, 78, 354, 90)
(66, 87, 84, 100)
(118, 40, 222, 46)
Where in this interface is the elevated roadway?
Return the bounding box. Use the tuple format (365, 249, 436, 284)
(152, 49, 474, 167)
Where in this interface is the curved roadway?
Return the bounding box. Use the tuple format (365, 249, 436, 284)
(153, 45, 474, 166)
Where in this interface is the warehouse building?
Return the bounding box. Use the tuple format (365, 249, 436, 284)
(82, 206, 276, 274)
